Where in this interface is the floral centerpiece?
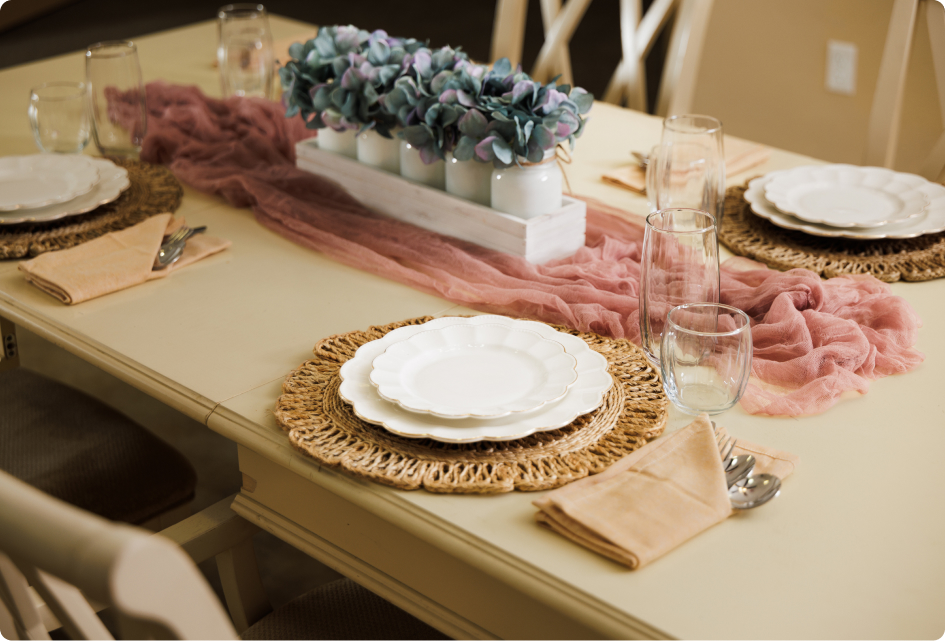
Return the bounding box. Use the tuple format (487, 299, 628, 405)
(282, 26, 594, 212)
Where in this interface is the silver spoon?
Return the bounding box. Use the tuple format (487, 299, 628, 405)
(729, 473, 781, 510)
(631, 151, 650, 167)
(724, 452, 756, 489)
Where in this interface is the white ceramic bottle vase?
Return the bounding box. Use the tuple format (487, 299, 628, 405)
(316, 127, 357, 158)
(491, 151, 563, 218)
(357, 129, 400, 173)
(400, 141, 445, 189)
(445, 153, 492, 206)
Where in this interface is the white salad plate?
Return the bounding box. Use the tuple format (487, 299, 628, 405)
(746, 171, 945, 240)
(339, 315, 612, 443)
(0, 154, 101, 211)
(370, 323, 578, 419)
(0, 158, 130, 225)
(763, 164, 930, 228)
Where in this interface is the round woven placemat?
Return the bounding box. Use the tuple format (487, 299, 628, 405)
(720, 184, 945, 282)
(0, 159, 183, 260)
(275, 316, 668, 494)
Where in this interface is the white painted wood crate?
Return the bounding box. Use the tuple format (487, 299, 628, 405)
(295, 140, 586, 264)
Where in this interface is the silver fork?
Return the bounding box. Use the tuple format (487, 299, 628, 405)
(153, 225, 207, 270)
(712, 421, 755, 488)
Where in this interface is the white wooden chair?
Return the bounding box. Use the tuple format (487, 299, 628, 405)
(489, 0, 713, 114)
(0, 469, 448, 640)
(866, 0, 945, 181)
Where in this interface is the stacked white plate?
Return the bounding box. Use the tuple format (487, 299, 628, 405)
(0, 154, 131, 225)
(338, 315, 613, 443)
(744, 164, 945, 239)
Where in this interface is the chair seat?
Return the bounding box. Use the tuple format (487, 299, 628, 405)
(0, 368, 197, 525)
(242, 578, 450, 640)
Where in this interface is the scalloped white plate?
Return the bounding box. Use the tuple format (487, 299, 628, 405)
(370, 324, 578, 419)
(339, 315, 612, 443)
(746, 171, 945, 240)
(763, 164, 929, 228)
(0, 157, 129, 225)
(0, 154, 100, 211)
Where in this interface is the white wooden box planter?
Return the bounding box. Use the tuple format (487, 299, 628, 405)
(295, 140, 586, 265)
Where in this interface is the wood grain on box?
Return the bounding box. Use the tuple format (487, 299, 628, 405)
(296, 140, 586, 264)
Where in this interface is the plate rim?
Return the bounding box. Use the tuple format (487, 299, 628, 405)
(0, 154, 102, 211)
(763, 165, 930, 228)
(338, 315, 613, 443)
(369, 323, 579, 419)
(745, 170, 945, 240)
(0, 158, 129, 225)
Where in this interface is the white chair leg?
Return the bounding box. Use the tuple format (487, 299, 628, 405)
(157, 494, 272, 634)
(216, 539, 271, 634)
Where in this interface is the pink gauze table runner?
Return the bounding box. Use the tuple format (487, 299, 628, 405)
(136, 82, 924, 417)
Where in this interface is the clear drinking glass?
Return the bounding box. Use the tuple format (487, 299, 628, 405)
(660, 303, 753, 415)
(85, 41, 147, 158)
(644, 143, 660, 212)
(653, 115, 725, 225)
(218, 4, 273, 98)
(639, 208, 720, 366)
(28, 82, 91, 154)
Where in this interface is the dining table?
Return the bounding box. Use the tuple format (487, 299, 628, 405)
(0, 15, 943, 640)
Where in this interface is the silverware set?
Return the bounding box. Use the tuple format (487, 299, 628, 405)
(153, 225, 207, 270)
(714, 422, 782, 510)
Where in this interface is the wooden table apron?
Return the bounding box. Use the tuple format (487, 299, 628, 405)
(0, 16, 943, 641)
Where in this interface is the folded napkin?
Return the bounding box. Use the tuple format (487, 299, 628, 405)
(602, 137, 771, 194)
(19, 213, 230, 305)
(533, 414, 798, 569)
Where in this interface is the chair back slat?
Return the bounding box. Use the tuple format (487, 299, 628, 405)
(0, 470, 237, 640)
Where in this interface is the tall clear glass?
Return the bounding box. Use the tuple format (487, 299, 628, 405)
(660, 303, 753, 415)
(653, 115, 725, 225)
(28, 82, 91, 153)
(217, 4, 273, 98)
(639, 208, 720, 366)
(85, 41, 147, 158)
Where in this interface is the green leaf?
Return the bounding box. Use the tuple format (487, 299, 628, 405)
(453, 135, 477, 161)
(492, 138, 513, 165)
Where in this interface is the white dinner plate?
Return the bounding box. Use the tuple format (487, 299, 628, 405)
(0, 154, 101, 211)
(745, 171, 945, 240)
(763, 164, 930, 228)
(370, 323, 578, 419)
(339, 315, 612, 443)
(0, 158, 129, 225)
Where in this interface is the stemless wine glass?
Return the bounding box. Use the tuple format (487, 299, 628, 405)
(85, 41, 147, 158)
(639, 208, 720, 366)
(653, 115, 725, 225)
(28, 82, 91, 153)
(660, 303, 753, 415)
(217, 4, 274, 98)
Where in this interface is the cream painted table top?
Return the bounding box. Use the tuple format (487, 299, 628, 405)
(0, 17, 943, 640)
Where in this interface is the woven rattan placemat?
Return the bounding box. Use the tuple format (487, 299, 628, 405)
(720, 185, 945, 282)
(275, 316, 668, 494)
(0, 159, 183, 260)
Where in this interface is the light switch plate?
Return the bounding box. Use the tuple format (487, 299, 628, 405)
(826, 40, 858, 95)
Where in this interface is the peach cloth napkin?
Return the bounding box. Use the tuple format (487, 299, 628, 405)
(19, 213, 230, 305)
(533, 414, 799, 569)
(602, 137, 772, 194)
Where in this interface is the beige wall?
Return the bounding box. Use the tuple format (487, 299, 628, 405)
(688, 0, 941, 173)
